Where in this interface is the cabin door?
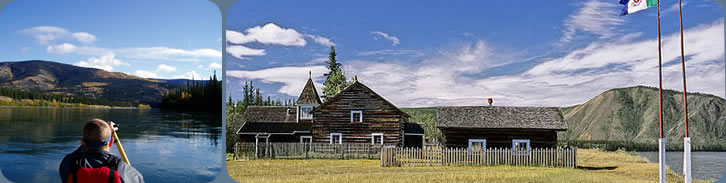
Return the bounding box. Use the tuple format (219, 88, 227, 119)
(468, 139, 486, 151)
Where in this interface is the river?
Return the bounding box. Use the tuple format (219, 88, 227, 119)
(0, 107, 222, 183)
(637, 151, 726, 181)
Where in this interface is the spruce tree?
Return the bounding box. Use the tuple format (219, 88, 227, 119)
(322, 46, 350, 99)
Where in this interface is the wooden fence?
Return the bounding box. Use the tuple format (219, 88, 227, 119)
(234, 142, 388, 160)
(380, 146, 577, 168)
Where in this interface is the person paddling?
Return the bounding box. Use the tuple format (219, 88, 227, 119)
(59, 119, 144, 183)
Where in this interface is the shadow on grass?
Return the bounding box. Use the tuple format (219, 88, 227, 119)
(577, 165, 618, 170)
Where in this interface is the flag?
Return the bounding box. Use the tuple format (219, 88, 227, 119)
(619, 0, 658, 16)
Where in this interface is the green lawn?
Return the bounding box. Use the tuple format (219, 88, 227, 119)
(227, 149, 713, 183)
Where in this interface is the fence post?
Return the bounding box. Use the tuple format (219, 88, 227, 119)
(233, 143, 238, 161)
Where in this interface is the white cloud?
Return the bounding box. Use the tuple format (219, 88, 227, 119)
(238, 20, 723, 108)
(20, 26, 68, 44)
(209, 62, 222, 69)
(227, 66, 328, 97)
(198, 62, 222, 70)
(75, 54, 128, 71)
(226, 23, 306, 46)
(341, 20, 723, 107)
(21, 26, 220, 61)
(357, 49, 424, 57)
(561, 0, 624, 42)
(306, 34, 335, 47)
(134, 70, 161, 78)
(46, 43, 77, 54)
(20, 26, 97, 44)
(665, 1, 687, 14)
(226, 45, 266, 59)
(371, 31, 400, 46)
(174, 71, 203, 80)
(71, 32, 96, 44)
(115, 47, 222, 61)
(155, 64, 176, 73)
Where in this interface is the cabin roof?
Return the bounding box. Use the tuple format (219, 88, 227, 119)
(436, 106, 567, 130)
(312, 80, 410, 118)
(241, 106, 297, 123)
(296, 76, 322, 105)
(404, 123, 425, 134)
(236, 122, 312, 134)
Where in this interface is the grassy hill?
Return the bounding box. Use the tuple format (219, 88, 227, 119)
(403, 86, 726, 150)
(0, 60, 187, 107)
(561, 86, 726, 149)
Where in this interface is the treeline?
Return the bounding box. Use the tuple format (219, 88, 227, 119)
(159, 71, 222, 112)
(0, 87, 139, 107)
(225, 81, 295, 153)
(558, 140, 726, 151)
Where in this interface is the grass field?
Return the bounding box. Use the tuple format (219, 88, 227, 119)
(227, 148, 714, 183)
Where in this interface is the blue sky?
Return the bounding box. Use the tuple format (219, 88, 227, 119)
(226, 0, 725, 107)
(0, 0, 222, 80)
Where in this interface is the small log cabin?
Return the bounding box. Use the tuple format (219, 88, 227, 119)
(436, 105, 567, 150)
(311, 78, 417, 146)
(236, 75, 321, 144)
(235, 106, 313, 144)
(237, 74, 424, 147)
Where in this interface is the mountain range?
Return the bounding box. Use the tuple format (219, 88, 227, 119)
(562, 86, 726, 147)
(0, 60, 189, 106)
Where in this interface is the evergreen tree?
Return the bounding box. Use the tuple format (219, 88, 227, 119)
(322, 46, 350, 99)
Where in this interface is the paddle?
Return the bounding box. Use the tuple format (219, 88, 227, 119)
(110, 122, 130, 165)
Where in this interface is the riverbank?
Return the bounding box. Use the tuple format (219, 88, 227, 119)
(0, 97, 148, 109)
(227, 149, 713, 183)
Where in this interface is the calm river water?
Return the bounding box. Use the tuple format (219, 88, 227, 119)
(0, 107, 222, 183)
(638, 151, 726, 181)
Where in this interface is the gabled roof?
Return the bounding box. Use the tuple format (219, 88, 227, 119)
(237, 122, 312, 134)
(296, 76, 322, 105)
(241, 106, 297, 123)
(236, 106, 313, 135)
(436, 106, 567, 130)
(312, 80, 410, 118)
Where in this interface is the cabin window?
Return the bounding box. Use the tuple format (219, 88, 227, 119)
(300, 136, 312, 144)
(371, 133, 384, 144)
(330, 133, 343, 144)
(351, 111, 363, 123)
(468, 139, 486, 151)
(299, 106, 313, 120)
(512, 139, 531, 150)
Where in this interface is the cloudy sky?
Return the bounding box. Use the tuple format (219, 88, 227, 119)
(0, 0, 222, 80)
(225, 0, 724, 107)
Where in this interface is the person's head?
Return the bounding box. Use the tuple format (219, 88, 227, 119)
(81, 119, 114, 151)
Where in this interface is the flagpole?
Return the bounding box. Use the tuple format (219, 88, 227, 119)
(657, 0, 666, 183)
(678, 0, 692, 182)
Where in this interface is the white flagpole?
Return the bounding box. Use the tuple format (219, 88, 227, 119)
(677, 0, 692, 182)
(656, 0, 666, 182)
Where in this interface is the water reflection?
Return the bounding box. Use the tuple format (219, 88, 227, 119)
(0, 107, 222, 183)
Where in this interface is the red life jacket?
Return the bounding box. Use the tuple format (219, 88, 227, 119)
(66, 153, 122, 183)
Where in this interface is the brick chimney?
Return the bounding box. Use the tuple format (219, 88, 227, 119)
(487, 98, 493, 106)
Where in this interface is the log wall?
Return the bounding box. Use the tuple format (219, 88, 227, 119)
(440, 128, 559, 148)
(312, 85, 406, 145)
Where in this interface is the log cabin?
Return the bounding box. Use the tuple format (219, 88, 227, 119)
(311, 77, 421, 147)
(235, 74, 321, 144)
(237, 74, 424, 147)
(436, 104, 567, 150)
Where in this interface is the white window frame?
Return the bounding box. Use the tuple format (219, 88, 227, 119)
(298, 105, 314, 120)
(468, 139, 486, 151)
(371, 133, 384, 144)
(330, 133, 343, 144)
(512, 139, 531, 150)
(300, 136, 312, 144)
(350, 110, 363, 123)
